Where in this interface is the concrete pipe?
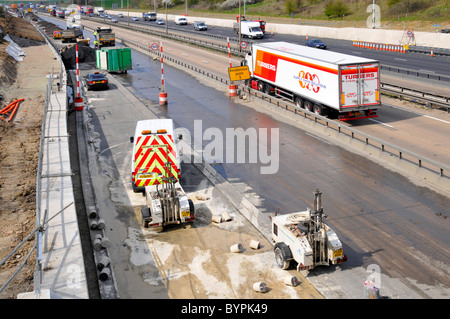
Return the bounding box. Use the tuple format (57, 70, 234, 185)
(284, 276, 299, 287)
(253, 282, 268, 293)
(211, 215, 222, 223)
(230, 243, 243, 253)
(97, 219, 105, 230)
(249, 240, 260, 250)
(90, 220, 98, 230)
(97, 256, 110, 270)
(89, 210, 97, 219)
(93, 238, 102, 251)
(222, 212, 232, 222)
(99, 267, 110, 281)
(101, 236, 110, 248)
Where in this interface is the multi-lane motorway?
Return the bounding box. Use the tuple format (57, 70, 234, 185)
(40, 12, 449, 299)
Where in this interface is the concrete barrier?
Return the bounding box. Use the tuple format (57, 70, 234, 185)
(111, 11, 450, 49)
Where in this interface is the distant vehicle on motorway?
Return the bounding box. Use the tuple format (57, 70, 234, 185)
(53, 30, 61, 39)
(132, 16, 139, 21)
(174, 16, 187, 25)
(193, 21, 207, 31)
(85, 72, 109, 91)
(441, 29, 450, 33)
(156, 19, 165, 25)
(111, 18, 118, 23)
(118, 13, 124, 18)
(305, 39, 327, 49)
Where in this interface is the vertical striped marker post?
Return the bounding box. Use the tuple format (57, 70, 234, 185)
(159, 41, 168, 105)
(74, 44, 84, 111)
(227, 37, 237, 97)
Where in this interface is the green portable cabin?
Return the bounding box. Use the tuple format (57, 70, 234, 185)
(95, 47, 132, 73)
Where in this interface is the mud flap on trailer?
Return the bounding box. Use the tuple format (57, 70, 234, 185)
(339, 109, 378, 121)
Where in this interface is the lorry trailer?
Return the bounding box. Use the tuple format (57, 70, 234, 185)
(61, 27, 84, 43)
(96, 26, 115, 47)
(242, 41, 381, 121)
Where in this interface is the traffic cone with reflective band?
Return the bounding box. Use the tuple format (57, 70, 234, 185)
(159, 92, 168, 105)
(74, 97, 83, 111)
(431, 49, 434, 57)
(229, 84, 238, 97)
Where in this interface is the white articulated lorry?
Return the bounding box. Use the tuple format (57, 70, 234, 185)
(130, 119, 194, 230)
(242, 41, 381, 121)
(271, 189, 347, 271)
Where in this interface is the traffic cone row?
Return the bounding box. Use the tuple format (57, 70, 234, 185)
(353, 40, 406, 53)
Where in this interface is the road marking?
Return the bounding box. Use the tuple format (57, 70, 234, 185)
(202, 60, 209, 64)
(369, 118, 394, 128)
(387, 103, 450, 124)
(351, 51, 363, 55)
(394, 58, 407, 61)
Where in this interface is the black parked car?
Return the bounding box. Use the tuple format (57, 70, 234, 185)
(305, 39, 327, 49)
(85, 72, 109, 90)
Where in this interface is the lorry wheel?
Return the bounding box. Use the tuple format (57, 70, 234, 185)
(304, 101, 313, 112)
(257, 82, 264, 91)
(314, 104, 324, 116)
(294, 97, 304, 109)
(275, 246, 291, 270)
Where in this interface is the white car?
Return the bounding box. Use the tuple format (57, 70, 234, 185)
(132, 17, 138, 21)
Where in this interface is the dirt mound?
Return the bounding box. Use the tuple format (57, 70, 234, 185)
(60, 42, 97, 70)
(0, 43, 17, 100)
(0, 14, 44, 45)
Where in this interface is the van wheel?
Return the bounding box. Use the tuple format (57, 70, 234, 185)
(263, 84, 271, 95)
(275, 246, 291, 270)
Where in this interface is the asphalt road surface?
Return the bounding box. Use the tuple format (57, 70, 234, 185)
(42, 13, 449, 299)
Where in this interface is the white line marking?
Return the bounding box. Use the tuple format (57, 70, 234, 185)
(394, 58, 407, 61)
(368, 118, 394, 128)
(386, 103, 450, 124)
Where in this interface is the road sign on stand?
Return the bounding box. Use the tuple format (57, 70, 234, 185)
(228, 66, 251, 82)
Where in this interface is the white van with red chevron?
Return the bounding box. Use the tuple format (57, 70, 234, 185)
(130, 119, 181, 193)
(130, 119, 194, 230)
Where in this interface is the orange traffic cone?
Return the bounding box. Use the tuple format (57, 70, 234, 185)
(431, 49, 434, 57)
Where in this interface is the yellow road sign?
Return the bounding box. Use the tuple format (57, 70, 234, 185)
(228, 66, 250, 81)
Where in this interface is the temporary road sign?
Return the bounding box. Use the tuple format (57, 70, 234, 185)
(228, 65, 251, 81)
